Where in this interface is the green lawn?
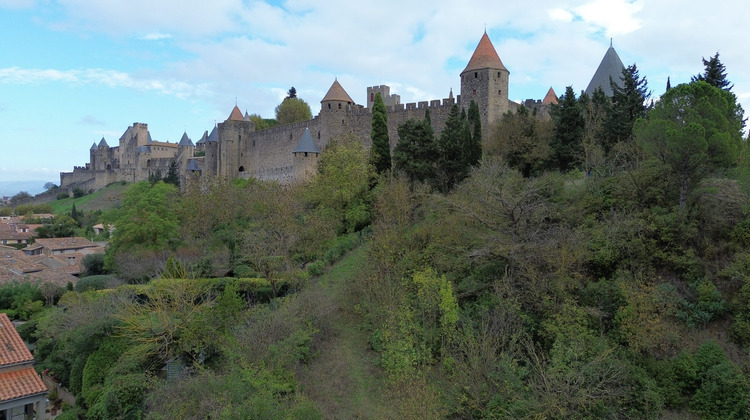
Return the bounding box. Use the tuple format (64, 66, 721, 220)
(49, 182, 132, 214)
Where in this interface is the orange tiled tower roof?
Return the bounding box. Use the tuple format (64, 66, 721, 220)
(321, 79, 355, 103)
(228, 105, 244, 121)
(462, 32, 507, 73)
(542, 87, 559, 105)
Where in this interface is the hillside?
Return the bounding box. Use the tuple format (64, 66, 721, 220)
(48, 182, 132, 214)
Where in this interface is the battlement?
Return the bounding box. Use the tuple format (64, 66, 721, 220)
(367, 85, 401, 109)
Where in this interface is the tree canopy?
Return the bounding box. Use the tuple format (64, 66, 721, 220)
(692, 52, 733, 91)
(275, 97, 312, 125)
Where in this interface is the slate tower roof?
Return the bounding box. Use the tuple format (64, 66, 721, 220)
(585, 42, 625, 97)
(178, 132, 194, 147)
(462, 32, 507, 73)
(293, 128, 320, 154)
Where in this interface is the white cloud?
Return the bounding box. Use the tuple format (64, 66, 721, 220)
(548, 8, 574, 22)
(141, 32, 172, 41)
(0, 67, 212, 99)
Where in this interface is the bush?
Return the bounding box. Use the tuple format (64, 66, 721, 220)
(75, 275, 121, 292)
(72, 187, 86, 198)
(82, 254, 107, 277)
(57, 192, 69, 200)
(307, 260, 325, 277)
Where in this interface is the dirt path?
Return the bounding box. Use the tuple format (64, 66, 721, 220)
(296, 246, 397, 419)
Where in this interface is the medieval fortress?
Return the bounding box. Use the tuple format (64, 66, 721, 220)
(60, 34, 622, 191)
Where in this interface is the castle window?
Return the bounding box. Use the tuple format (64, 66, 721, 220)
(474, 72, 478, 78)
(498, 90, 502, 95)
(473, 89, 476, 95)
(342, 119, 345, 125)
(318, 131, 320, 139)
(304, 152, 308, 157)
(290, 133, 293, 140)
(328, 103, 331, 109)
(338, 103, 341, 109)
(498, 71, 501, 77)
(370, 93, 374, 101)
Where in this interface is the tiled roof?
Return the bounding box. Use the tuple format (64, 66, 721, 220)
(228, 106, 244, 121)
(136, 145, 151, 153)
(585, 44, 625, 97)
(321, 79, 355, 104)
(293, 128, 320, 154)
(462, 32, 507, 74)
(34, 237, 96, 252)
(186, 159, 202, 172)
(0, 313, 33, 367)
(542, 87, 559, 105)
(0, 366, 47, 402)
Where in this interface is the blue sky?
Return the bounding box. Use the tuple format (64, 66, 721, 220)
(1, 0, 748, 185)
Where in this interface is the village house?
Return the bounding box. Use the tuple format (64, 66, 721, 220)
(0, 313, 47, 420)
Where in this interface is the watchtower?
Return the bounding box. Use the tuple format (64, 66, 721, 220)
(460, 32, 509, 135)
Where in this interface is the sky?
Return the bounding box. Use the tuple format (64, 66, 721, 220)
(1, 0, 749, 185)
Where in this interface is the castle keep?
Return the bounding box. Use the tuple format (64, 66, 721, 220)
(60, 34, 622, 191)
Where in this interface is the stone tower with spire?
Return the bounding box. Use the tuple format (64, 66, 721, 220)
(460, 32, 510, 137)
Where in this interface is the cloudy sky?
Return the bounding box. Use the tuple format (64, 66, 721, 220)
(1, 0, 748, 184)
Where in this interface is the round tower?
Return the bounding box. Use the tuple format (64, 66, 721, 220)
(460, 32, 509, 134)
(319, 79, 355, 147)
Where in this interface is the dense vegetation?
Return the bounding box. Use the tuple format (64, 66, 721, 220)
(5, 57, 750, 419)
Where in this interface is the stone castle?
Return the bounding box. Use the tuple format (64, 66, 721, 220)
(60, 33, 623, 191)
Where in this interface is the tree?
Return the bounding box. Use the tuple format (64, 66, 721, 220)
(247, 113, 275, 130)
(275, 97, 312, 125)
(692, 52, 733, 91)
(436, 104, 470, 192)
(550, 86, 585, 172)
(164, 160, 180, 188)
(105, 181, 181, 271)
(10, 191, 31, 206)
(310, 133, 373, 233)
(489, 106, 554, 177)
(465, 100, 482, 167)
(34, 215, 78, 238)
(394, 114, 437, 185)
(370, 92, 392, 175)
(286, 86, 297, 99)
(602, 64, 649, 153)
(579, 87, 611, 173)
(635, 81, 744, 211)
(44, 182, 57, 191)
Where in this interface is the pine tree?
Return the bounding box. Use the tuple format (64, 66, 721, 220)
(287, 86, 297, 99)
(692, 52, 733, 91)
(393, 117, 437, 185)
(550, 86, 585, 172)
(666, 76, 671, 92)
(602, 64, 649, 152)
(369, 92, 391, 175)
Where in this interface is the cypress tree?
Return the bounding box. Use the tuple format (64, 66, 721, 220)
(394, 118, 437, 185)
(466, 100, 482, 166)
(370, 93, 391, 175)
(602, 64, 649, 152)
(436, 104, 469, 192)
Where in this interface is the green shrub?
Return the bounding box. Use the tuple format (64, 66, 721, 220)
(57, 192, 69, 200)
(689, 340, 749, 419)
(233, 264, 257, 278)
(75, 275, 121, 292)
(307, 260, 325, 277)
(72, 187, 86, 198)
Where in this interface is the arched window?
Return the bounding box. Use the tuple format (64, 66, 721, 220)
(338, 103, 341, 109)
(239, 166, 245, 172)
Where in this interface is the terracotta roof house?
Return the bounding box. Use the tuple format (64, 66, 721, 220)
(0, 220, 34, 247)
(0, 313, 47, 419)
(32, 237, 96, 256)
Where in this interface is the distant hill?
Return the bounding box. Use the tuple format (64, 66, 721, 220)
(49, 181, 133, 214)
(0, 180, 53, 197)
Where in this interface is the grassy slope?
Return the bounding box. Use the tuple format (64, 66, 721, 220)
(296, 245, 398, 419)
(49, 182, 132, 214)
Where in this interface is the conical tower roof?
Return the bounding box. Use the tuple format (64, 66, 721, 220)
(293, 128, 320, 154)
(321, 79, 355, 103)
(228, 105, 244, 121)
(90, 142, 98, 151)
(207, 126, 218, 143)
(98, 137, 109, 148)
(179, 132, 194, 147)
(462, 32, 507, 74)
(542, 87, 558, 105)
(585, 43, 625, 97)
(196, 130, 208, 145)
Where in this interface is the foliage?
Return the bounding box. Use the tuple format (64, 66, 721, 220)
(550, 86, 585, 172)
(435, 104, 471, 192)
(275, 97, 312, 125)
(163, 160, 180, 187)
(602, 63, 650, 153)
(0, 281, 44, 320)
(34, 214, 78, 238)
(75, 275, 121, 292)
(370, 92, 392, 175)
(635, 81, 745, 210)
(393, 113, 437, 185)
(81, 253, 106, 277)
(10, 191, 32, 205)
(489, 106, 553, 176)
(692, 52, 734, 91)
